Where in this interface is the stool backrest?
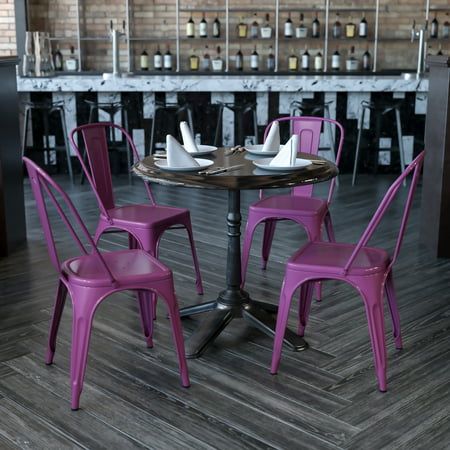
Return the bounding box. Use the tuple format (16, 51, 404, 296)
(264, 116, 344, 203)
(70, 123, 155, 219)
(23, 157, 116, 284)
(343, 151, 425, 274)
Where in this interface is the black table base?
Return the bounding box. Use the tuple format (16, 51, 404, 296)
(179, 189, 308, 358)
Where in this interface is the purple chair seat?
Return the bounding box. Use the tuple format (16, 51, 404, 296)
(63, 249, 172, 287)
(287, 241, 389, 276)
(250, 195, 328, 217)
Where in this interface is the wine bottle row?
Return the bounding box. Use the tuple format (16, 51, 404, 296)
(183, 12, 370, 40)
(138, 45, 372, 72)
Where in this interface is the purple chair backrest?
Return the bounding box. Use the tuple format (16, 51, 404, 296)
(70, 123, 155, 219)
(23, 157, 116, 284)
(343, 151, 425, 274)
(264, 116, 344, 202)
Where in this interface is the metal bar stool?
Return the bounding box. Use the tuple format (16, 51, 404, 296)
(22, 100, 74, 183)
(149, 101, 194, 155)
(352, 100, 406, 186)
(82, 99, 132, 184)
(214, 101, 258, 147)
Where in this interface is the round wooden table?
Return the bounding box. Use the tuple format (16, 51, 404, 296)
(133, 149, 338, 358)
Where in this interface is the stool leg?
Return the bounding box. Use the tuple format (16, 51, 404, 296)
(22, 107, 30, 158)
(352, 108, 366, 186)
(395, 107, 407, 187)
(57, 108, 74, 184)
(252, 107, 258, 145)
(123, 109, 132, 185)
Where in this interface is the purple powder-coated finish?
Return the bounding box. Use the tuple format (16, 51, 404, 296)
(23, 157, 190, 410)
(270, 151, 425, 392)
(241, 116, 345, 293)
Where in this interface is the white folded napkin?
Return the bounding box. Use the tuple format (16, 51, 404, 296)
(180, 121, 199, 153)
(166, 134, 200, 167)
(269, 135, 299, 166)
(262, 121, 280, 152)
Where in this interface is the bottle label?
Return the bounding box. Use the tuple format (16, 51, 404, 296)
(284, 23, 293, 37)
(236, 56, 243, 70)
(363, 55, 371, 70)
(164, 55, 172, 69)
(186, 23, 195, 37)
(213, 23, 220, 37)
(295, 27, 308, 38)
(301, 55, 309, 69)
(154, 55, 162, 69)
(359, 22, 367, 37)
(260, 27, 272, 38)
(251, 54, 259, 69)
(140, 55, 149, 70)
(199, 23, 207, 37)
(212, 59, 223, 71)
(288, 57, 297, 71)
(201, 58, 210, 70)
(267, 57, 275, 70)
(314, 56, 323, 71)
(332, 54, 340, 69)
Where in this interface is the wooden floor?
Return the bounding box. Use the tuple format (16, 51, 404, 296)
(0, 172, 449, 449)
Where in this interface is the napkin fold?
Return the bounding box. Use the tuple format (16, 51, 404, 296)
(166, 134, 200, 167)
(180, 121, 199, 153)
(269, 135, 299, 166)
(262, 121, 280, 152)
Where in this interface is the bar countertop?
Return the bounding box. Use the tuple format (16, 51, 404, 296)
(16, 73, 429, 93)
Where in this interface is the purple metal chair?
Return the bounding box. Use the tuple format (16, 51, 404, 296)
(70, 123, 203, 302)
(23, 157, 190, 410)
(241, 116, 344, 288)
(270, 151, 425, 392)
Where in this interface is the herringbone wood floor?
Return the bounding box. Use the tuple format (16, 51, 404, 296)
(0, 172, 449, 449)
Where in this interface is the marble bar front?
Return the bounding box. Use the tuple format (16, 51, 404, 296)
(17, 74, 429, 160)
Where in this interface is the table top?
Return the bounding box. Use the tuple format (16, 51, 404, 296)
(133, 148, 338, 190)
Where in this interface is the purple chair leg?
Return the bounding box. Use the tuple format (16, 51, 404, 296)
(324, 212, 336, 242)
(183, 218, 204, 295)
(137, 290, 154, 348)
(385, 271, 403, 350)
(298, 281, 314, 336)
(46, 280, 68, 365)
(261, 219, 277, 270)
(241, 219, 259, 287)
(70, 288, 98, 410)
(360, 280, 388, 392)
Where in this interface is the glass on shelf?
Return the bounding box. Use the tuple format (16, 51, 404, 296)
(199, 13, 208, 38)
(296, 13, 308, 38)
(363, 45, 371, 71)
(235, 46, 243, 71)
(154, 45, 162, 70)
(250, 14, 259, 39)
(267, 46, 275, 71)
(140, 49, 149, 70)
(345, 16, 356, 38)
(284, 12, 293, 38)
(301, 45, 310, 70)
(359, 15, 368, 38)
(251, 45, 259, 70)
(186, 15, 195, 38)
(260, 14, 272, 39)
(237, 17, 248, 38)
(332, 13, 342, 39)
(312, 12, 320, 38)
(213, 15, 221, 38)
(288, 48, 298, 71)
(189, 49, 200, 71)
(212, 45, 223, 71)
(202, 45, 211, 70)
(314, 51, 323, 71)
(430, 13, 439, 39)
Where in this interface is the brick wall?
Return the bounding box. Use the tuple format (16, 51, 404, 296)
(4, 0, 450, 70)
(0, 0, 17, 56)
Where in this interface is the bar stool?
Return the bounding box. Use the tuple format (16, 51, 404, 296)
(214, 101, 258, 147)
(352, 100, 406, 186)
(290, 100, 336, 164)
(149, 101, 194, 154)
(22, 100, 74, 183)
(82, 99, 132, 184)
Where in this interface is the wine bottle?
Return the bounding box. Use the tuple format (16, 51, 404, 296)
(285, 12, 293, 38)
(190, 50, 199, 71)
(186, 15, 195, 38)
(363, 46, 371, 71)
(332, 13, 342, 39)
(296, 13, 308, 38)
(153, 45, 162, 70)
(437, 44, 443, 55)
(53, 45, 63, 71)
(261, 14, 272, 38)
(267, 46, 275, 71)
(431, 13, 439, 39)
(359, 15, 368, 38)
(238, 16, 248, 38)
(250, 14, 259, 39)
(213, 15, 221, 38)
(331, 47, 340, 71)
(235, 47, 243, 71)
(201, 45, 210, 70)
(288, 49, 298, 71)
(345, 16, 356, 38)
(251, 45, 259, 71)
(443, 14, 450, 38)
(164, 45, 172, 70)
(212, 45, 223, 71)
(199, 12, 208, 38)
(314, 51, 323, 71)
(140, 49, 149, 71)
(301, 46, 310, 70)
(312, 12, 320, 38)
(345, 46, 358, 71)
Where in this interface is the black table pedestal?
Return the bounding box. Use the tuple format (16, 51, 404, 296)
(179, 190, 308, 359)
